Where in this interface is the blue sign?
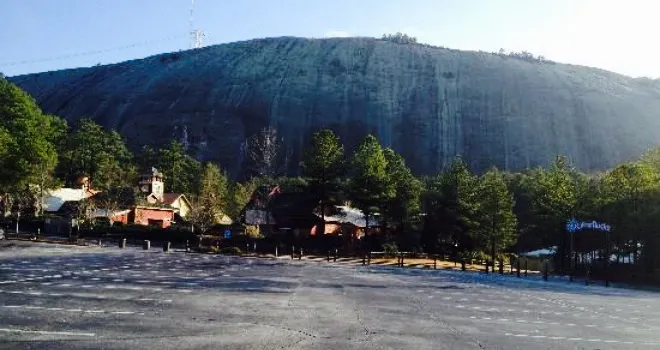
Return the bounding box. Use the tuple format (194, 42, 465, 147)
(566, 218, 611, 233)
(224, 229, 231, 239)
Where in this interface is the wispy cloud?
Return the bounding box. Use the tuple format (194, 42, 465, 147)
(323, 30, 351, 38)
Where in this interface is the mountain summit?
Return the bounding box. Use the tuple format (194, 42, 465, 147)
(10, 36, 660, 176)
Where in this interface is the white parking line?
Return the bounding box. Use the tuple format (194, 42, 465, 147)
(505, 332, 659, 346)
(1, 304, 140, 315)
(0, 328, 95, 337)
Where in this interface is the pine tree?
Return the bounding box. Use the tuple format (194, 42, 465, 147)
(528, 155, 582, 271)
(301, 129, 345, 234)
(477, 167, 518, 270)
(382, 148, 422, 237)
(156, 141, 201, 195)
(58, 119, 134, 190)
(348, 135, 395, 248)
(422, 158, 479, 256)
(601, 162, 656, 264)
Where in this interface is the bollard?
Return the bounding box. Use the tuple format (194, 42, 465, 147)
(163, 241, 171, 252)
(98, 239, 102, 247)
(185, 240, 190, 253)
(367, 252, 371, 265)
(334, 248, 338, 262)
(363, 254, 366, 266)
(120, 238, 127, 249)
(246, 243, 249, 254)
(516, 260, 521, 278)
(585, 266, 590, 286)
(253, 242, 256, 253)
(275, 245, 278, 257)
(499, 260, 504, 275)
(143, 240, 150, 250)
(327, 251, 330, 262)
(291, 246, 295, 260)
(299, 248, 303, 260)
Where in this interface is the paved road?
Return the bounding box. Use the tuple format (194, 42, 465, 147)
(0, 242, 658, 349)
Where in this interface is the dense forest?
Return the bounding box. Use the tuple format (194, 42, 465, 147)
(2, 75, 660, 283)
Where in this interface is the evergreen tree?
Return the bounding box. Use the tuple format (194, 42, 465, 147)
(348, 135, 395, 247)
(601, 162, 656, 264)
(477, 167, 518, 269)
(135, 145, 158, 171)
(226, 180, 259, 221)
(527, 156, 583, 272)
(156, 141, 201, 195)
(58, 119, 134, 190)
(301, 129, 345, 232)
(422, 158, 479, 257)
(382, 148, 422, 243)
(190, 163, 229, 231)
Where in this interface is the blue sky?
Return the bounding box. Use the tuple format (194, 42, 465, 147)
(2, 0, 659, 77)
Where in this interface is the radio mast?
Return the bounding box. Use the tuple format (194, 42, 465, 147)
(189, 0, 205, 49)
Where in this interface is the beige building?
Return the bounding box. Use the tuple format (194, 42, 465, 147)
(141, 167, 193, 219)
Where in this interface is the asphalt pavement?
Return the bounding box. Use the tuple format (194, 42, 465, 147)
(0, 241, 658, 349)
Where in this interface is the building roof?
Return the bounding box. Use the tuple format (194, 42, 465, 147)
(92, 209, 131, 218)
(44, 188, 96, 212)
(162, 193, 184, 206)
(135, 206, 175, 212)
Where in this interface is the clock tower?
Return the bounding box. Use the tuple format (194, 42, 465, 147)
(139, 167, 165, 202)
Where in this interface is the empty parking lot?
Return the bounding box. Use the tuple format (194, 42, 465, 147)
(0, 241, 658, 349)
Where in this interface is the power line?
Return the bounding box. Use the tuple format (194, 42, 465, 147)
(0, 34, 187, 67)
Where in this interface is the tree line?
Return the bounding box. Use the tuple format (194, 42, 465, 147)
(246, 124, 660, 279)
(3, 76, 660, 279)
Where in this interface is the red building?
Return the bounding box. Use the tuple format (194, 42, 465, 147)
(91, 168, 180, 229)
(107, 206, 174, 229)
(130, 206, 175, 228)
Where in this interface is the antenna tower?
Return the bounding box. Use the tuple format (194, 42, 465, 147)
(189, 0, 205, 49)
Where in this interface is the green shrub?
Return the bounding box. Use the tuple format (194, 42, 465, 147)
(382, 243, 399, 258)
(219, 246, 242, 256)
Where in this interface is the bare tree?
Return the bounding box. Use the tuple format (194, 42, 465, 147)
(246, 126, 284, 178)
(73, 198, 96, 234)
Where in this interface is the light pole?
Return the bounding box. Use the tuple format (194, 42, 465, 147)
(605, 229, 611, 287)
(569, 230, 574, 282)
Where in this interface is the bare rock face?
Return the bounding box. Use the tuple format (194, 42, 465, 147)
(10, 37, 660, 176)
